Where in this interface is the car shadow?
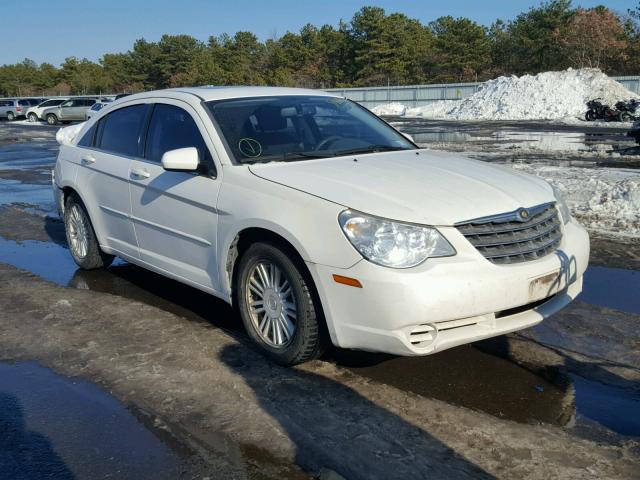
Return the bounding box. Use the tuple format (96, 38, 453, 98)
(0, 392, 76, 480)
(219, 343, 495, 480)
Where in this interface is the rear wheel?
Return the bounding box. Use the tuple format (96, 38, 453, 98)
(585, 110, 597, 121)
(236, 242, 325, 365)
(64, 193, 114, 270)
(28, 113, 38, 122)
(46, 114, 58, 125)
(619, 111, 633, 122)
(6, 112, 15, 121)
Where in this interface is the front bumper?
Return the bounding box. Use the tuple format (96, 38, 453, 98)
(307, 219, 589, 356)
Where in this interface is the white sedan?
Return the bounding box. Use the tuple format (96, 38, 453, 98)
(52, 87, 589, 365)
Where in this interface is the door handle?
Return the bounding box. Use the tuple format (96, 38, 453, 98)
(131, 168, 150, 179)
(81, 155, 95, 165)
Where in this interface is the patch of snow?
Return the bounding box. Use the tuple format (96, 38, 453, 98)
(509, 163, 640, 237)
(371, 102, 406, 116)
(405, 101, 457, 118)
(400, 68, 638, 121)
(10, 119, 47, 126)
(56, 122, 86, 146)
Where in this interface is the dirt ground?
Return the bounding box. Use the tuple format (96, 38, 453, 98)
(0, 121, 639, 479)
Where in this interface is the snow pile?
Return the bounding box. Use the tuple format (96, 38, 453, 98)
(405, 101, 457, 118)
(56, 122, 86, 146)
(510, 163, 640, 237)
(371, 102, 406, 116)
(403, 68, 638, 121)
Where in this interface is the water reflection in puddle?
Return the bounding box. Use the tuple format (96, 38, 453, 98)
(571, 374, 640, 437)
(580, 266, 640, 315)
(0, 361, 186, 480)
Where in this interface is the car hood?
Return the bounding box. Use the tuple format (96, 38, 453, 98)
(248, 149, 554, 225)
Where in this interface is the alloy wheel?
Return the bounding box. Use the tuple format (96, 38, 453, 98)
(68, 204, 89, 259)
(245, 260, 297, 348)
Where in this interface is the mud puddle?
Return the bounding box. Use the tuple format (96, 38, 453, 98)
(0, 237, 595, 432)
(580, 266, 640, 315)
(571, 373, 640, 437)
(0, 361, 192, 480)
(1, 232, 639, 436)
(391, 118, 638, 159)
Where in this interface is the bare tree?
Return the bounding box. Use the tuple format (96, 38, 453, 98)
(556, 8, 628, 69)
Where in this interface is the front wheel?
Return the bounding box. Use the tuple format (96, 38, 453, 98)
(236, 242, 325, 365)
(64, 193, 114, 270)
(46, 114, 58, 125)
(28, 113, 38, 122)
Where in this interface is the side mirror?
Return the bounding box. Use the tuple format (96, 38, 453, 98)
(402, 132, 414, 143)
(161, 147, 199, 172)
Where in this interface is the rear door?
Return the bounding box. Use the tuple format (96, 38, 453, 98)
(57, 99, 76, 120)
(74, 103, 150, 259)
(129, 101, 222, 291)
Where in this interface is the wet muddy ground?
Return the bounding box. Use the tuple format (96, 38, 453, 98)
(389, 117, 640, 169)
(0, 122, 639, 479)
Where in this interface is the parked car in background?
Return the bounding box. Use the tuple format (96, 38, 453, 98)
(53, 86, 589, 365)
(0, 98, 39, 120)
(85, 100, 113, 120)
(26, 98, 69, 122)
(42, 98, 96, 124)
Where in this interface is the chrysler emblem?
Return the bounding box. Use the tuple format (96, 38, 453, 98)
(518, 208, 530, 221)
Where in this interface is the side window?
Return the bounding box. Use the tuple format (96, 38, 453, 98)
(77, 123, 97, 148)
(145, 104, 211, 164)
(85, 99, 96, 106)
(97, 104, 148, 156)
(60, 100, 73, 108)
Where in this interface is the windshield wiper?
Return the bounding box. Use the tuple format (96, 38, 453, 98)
(330, 145, 413, 157)
(282, 151, 334, 161)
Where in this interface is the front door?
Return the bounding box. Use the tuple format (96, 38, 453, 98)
(129, 102, 222, 292)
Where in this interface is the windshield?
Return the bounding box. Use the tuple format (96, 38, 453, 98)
(205, 96, 415, 164)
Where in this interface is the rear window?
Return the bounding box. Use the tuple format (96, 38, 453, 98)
(40, 99, 64, 107)
(18, 100, 30, 106)
(96, 104, 148, 157)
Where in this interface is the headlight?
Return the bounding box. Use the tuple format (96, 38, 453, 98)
(338, 210, 455, 268)
(552, 186, 571, 225)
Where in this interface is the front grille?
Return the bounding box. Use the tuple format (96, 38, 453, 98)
(456, 203, 562, 264)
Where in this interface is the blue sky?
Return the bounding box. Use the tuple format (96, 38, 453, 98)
(2, 0, 634, 66)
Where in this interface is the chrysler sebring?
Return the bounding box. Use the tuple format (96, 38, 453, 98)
(52, 87, 589, 365)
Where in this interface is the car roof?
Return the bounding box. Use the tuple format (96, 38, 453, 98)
(122, 86, 339, 103)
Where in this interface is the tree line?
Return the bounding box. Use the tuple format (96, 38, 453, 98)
(2, 1, 639, 97)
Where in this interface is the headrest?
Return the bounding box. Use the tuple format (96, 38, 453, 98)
(255, 106, 286, 131)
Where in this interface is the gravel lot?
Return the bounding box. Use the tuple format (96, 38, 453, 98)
(0, 120, 638, 479)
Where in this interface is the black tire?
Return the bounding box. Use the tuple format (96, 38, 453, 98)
(6, 112, 15, 121)
(619, 111, 633, 122)
(28, 113, 38, 123)
(46, 113, 58, 125)
(63, 193, 114, 270)
(585, 110, 597, 121)
(236, 242, 325, 365)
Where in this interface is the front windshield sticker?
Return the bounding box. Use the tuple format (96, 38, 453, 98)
(238, 138, 262, 158)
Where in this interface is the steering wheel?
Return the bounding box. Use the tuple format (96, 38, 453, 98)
(315, 136, 343, 151)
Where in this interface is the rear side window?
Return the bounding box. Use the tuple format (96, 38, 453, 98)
(97, 104, 148, 157)
(145, 104, 211, 164)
